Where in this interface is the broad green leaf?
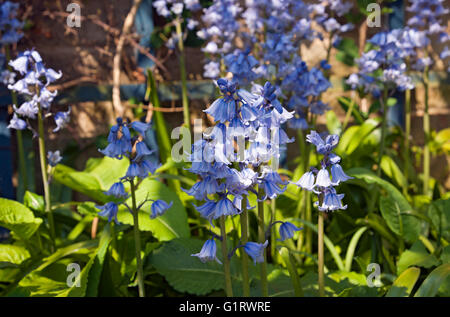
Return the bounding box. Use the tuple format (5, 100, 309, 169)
(148, 238, 230, 295)
(326, 110, 342, 135)
(117, 178, 189, 241)
(0, 198, 42, 240)
(53, 157, 129, 203)
(345, 119, 378, 155)
(380, 196, 421, 243)
(23, 191, 44, 213)
(414, 263, 450, 297)
(386, 267, 420, 297)
(0, 244, 31, 265)
(428, 199, 450, 241)
(349, 167, 421, 242)
(397, 241, 439, 274)
(380, 155, 407, 189)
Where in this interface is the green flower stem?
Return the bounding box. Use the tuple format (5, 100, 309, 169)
(240, 206, 250, 297)
(130, 179, 145, 297)
(37, 106, 55, 252)
(296, 130, 312, 255)
(403, 87, 411, 196)
(220, 216, 233, 297)
(279, 247, 303, 297)
(5, 45, 27, 196)
(342, 98, 356, 131)
(318, 211, 325, 297)
(377, 89, 388, 177)
(175, 18, 190, 131)
(270, 199, 278, 264)
(423, 66, 430, 196)
(257, 188, 268, 297)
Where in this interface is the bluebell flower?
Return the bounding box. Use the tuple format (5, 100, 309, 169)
(150, 200, 173, 219)
(53, 107, 71, 132)
(7, 113, 27, 130)
(191, 239, 222, 264)
(135, 141, 154, 160)
(316, 187, 347, 212)
(204, 79, 237, 123)
(278, 222, 302, 241)
(294, 170, 315, 191)
(214, 196, 239, 218)
(130, 121, 150, 136)
(331, 164, 353, 185)
(243, 240, 268, 264)
(97, 202, 119, 224)
(105, 182, 128, 199)
(47, 150, 62, 167)
(194, 199, 217, 225)
(315, 168, 332, 188)
(224, 49, 259, 86)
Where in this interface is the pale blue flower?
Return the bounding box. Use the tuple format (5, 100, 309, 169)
(191, 239, 222, 264)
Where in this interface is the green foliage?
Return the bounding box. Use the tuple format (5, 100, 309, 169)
(149, 238, 230, 295)
(53, 157, 130, 203)
(117, 178, 189, 241)
(0, 198, 42, 240)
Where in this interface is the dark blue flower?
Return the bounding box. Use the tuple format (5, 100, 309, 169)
(105, 182, 128, 199)
(243, 240, 268, 264)
(150, 200, 173, 219)
(97, 202, 119, 224)
(278, 222, 302, 241)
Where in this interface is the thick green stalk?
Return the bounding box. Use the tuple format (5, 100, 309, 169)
(423, 67, 430, 196)
(240, 207, 250, 297)
(37, 106, 55, 252)
(377, 89, 388, 177)
(257, 188, 268, 297)
(130, 179, 145, 297)
(175, 18, 190, 131)
(318, 211, 325, 297)
(5, 45, 27, 196)
(403, 88, 411, 196)
(220, 216, 233, 297)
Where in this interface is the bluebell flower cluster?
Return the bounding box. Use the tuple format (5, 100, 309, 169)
(0, 2, 23, 86)
(96, 118, 172, 224)
(0, 1, 23, 45)
(153, 0, 201, 18)
(406, 0, 449, 71)
(197, 0, 242, 78)
(188, 77, 299, 264)
(153, 0, 201, 51)
(6, 49, 70, 136)
(347, 30, 416, 97)
(281, 58, 332, 130)
(196, 0, 340, 131)
(294, 131, 352, 212)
